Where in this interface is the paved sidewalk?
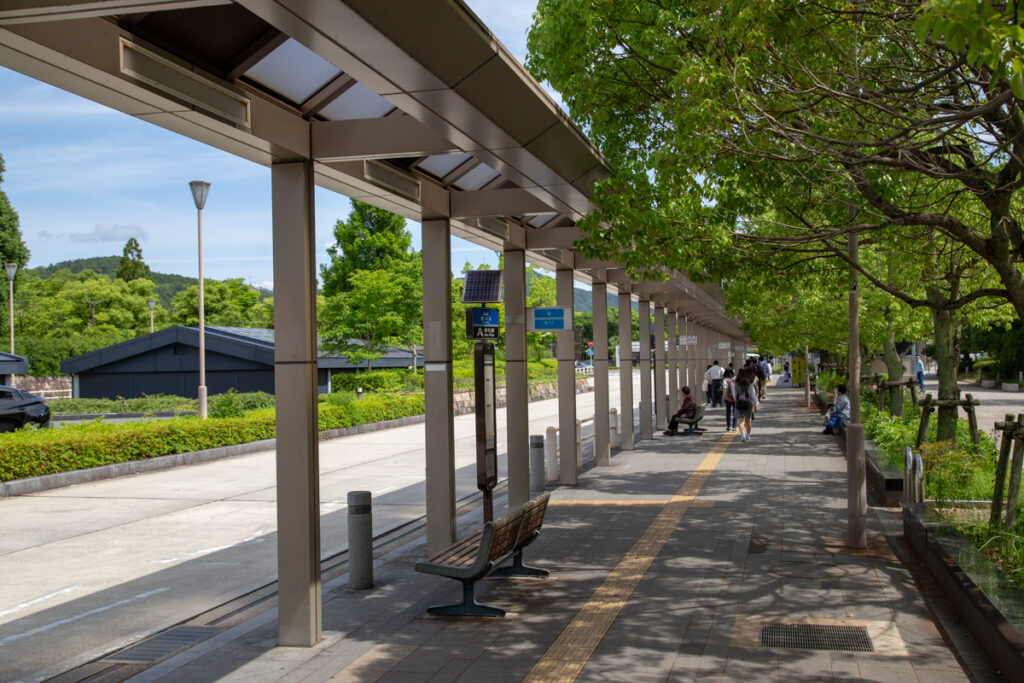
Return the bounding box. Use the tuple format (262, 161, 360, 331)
(116, 388, 976, 682)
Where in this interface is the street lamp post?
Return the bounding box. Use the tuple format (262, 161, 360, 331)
(147, 298, 156, 334)
(4, 263, 16, 354)
(189, 180, 211, 419)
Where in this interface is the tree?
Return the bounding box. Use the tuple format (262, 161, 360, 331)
(319, 258, 422, 369)
(320, 200, 413, 296)
(170, 278, 264, 327)
(527, 1, 1024, 314)
(528, 0, 1024, 437)
(0, 153, 29, 271)
(115, 237, 152, 282)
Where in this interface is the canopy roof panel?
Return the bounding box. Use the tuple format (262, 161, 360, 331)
(0, 0, 746, 339)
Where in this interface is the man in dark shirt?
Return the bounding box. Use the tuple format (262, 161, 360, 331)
(665, 386, 697, 434)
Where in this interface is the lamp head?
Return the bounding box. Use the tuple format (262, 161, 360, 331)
(147, 298, 156, 311)
(189, 180, 211, 210)
(4, 263, 17, 281)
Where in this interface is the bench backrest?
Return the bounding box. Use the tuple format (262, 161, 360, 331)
(517, 491, 550, 543)
(693, 405, 704, 421)
(486, 507, 525, 564)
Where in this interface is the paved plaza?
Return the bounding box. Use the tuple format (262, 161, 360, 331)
(27, 385, 1013, 682)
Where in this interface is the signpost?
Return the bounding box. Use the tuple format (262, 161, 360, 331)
(474, 341, 498, 522)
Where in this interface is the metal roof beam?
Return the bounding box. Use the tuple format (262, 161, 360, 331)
(0, 0, 229, 24)
(311, 116, 461, 162)
(450, 187, 555, 218)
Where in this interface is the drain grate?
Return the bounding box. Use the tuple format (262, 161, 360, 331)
(106, 626, 219, 663)
(759, 622, 874, 653)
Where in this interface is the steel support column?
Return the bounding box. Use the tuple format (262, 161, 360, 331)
(557, 266, 577, 485)
(654, 305, 666, 430)
(422, 218, 456, 553)
(593, 281, 610, 465)
(668, 311, 679, 416)
(618, 291, 634, 450)
(638, 299, 653, 440)
(271, 160, 321, 647)
(503, 246, 529, 507)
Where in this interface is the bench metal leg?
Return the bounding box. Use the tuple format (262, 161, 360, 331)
(426, 579, 505, 618)
(489, 550, 549, 579)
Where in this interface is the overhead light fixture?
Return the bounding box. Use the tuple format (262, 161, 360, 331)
(362, 160, 420, 202)
(120, 38, 251, 129)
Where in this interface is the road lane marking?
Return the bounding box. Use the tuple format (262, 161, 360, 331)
(0, 585, 85, 619)
(524, 432, 734, 682)
(0, 588, 171, 646)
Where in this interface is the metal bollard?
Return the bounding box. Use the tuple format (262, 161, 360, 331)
(529, 435, 546, 492)
(347, 491, 373, 589)
(545, 425, 558, 482)
(609, 408, 619, 449)
(903, 447, 914, 504)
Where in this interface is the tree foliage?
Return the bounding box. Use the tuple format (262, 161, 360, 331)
(527, 0, 1024, 317)
(0, 153, 29, 274)
(320, 200, 413, 297)
(115, 237, 152, 282)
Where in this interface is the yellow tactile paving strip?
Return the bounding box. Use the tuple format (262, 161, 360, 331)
(523, 432, 734, 682)
(549, 499, 716, 507)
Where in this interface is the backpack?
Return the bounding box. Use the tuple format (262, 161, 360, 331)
(754, 363, 767, 380)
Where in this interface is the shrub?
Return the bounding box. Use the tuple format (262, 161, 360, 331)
(920, 441, 986, 503)
(208, 390, 275, 418)
(48, 394, 197, 415)
(330, 369, 422, 394)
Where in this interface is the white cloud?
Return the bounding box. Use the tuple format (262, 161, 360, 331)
(69, 224, 148, 243)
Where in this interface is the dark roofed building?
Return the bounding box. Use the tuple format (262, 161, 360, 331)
(60, 327, 421, 399)
(0, 352, 29, 386)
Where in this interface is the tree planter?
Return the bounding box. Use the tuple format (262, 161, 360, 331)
(1002, 383, 1021, 393)
(903, 503, 1024, 682)
(981, 379, 997, 388)
(864, 441, 902, 507)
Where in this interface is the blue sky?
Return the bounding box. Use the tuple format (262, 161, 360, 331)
(0, 1, 542, 289)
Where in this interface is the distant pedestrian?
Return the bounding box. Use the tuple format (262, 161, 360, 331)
(705, 360, 725, 406)
(731, 367, 759, 441)
(915, 355, 925, 391)
(723, 368, 737, 432)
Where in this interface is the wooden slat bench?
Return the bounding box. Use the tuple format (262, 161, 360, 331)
(415, 491, 550, 617)
(672, 404, 706, 435)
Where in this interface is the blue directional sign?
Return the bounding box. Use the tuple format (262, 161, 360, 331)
(466, 307, 500, 339)
(472, 308, 500, 326)
(528, 307, 572, 331)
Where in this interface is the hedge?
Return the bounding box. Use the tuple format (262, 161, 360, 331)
(0, 394, 425, 483)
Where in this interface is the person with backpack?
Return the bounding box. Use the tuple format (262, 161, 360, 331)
(731, 366, 759, 441)
(754, 357, 769, 399)
(723, 368, 737, 432)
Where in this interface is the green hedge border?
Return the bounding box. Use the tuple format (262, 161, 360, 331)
(0, 395, 424, 483)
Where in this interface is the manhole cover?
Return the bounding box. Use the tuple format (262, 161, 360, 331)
(759, 622, 874, 653)
(106, 626, 219, 663)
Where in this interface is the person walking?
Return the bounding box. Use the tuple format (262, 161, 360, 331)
(723, 368, 737, 432)
(731, 366, 759, 441)
(915, 355, 925, 391)
(705, 360, 725, 406)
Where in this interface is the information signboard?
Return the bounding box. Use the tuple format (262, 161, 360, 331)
(527, 306, 572, 331)
(679, 335, 698, 346)
(466, 307, 500, 340)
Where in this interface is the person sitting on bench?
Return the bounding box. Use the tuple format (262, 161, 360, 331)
(822, 384, 850, 434)
(665, 386, 697, 435)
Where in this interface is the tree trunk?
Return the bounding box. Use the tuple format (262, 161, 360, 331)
(927, 287, 960, 443)
(882, 311, 905, 417)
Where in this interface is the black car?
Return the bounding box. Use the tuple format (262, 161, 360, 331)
(0, 385, 51, 432)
